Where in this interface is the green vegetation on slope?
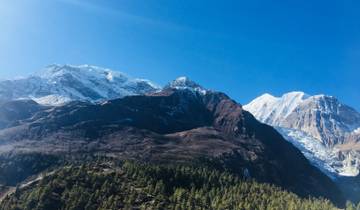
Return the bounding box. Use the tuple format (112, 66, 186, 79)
(0, 154, 60, 186)
(0, 161, 339, 210)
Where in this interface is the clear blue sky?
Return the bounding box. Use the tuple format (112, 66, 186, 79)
(0, 0, 359, 110)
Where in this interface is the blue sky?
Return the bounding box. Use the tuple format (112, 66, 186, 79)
(0, 0, 359, 110)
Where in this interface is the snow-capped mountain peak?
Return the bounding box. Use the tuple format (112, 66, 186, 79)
(245, 91, 360, 145)
(257, 93, 277, 100)
(0, 64, 160, 106)
(242, 93, 277, 123)
(35, 64, 128, 83)
(243, 91, 309, 125)
(244, 91, 360, 177)
(166, 76, 207, 94)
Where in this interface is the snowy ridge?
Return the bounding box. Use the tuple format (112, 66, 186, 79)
(166, 76, 207, 95)
(0, 64, 160, 106)
(244, 91, 309, 125)
(244, 91, 360, 177)
(244, 91, 360, 145)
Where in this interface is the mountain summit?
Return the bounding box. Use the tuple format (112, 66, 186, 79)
(244, 92, 360, 146)
(0, 64, 159, 106)
(244, 91, 309, 126)
(244, 91, 360, 177)
(165, 76, 207, 94)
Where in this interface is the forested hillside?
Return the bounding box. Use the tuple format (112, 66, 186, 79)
(0, 161, 340, 210)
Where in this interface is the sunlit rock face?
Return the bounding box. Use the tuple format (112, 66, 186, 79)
(244, 92, 360, 177)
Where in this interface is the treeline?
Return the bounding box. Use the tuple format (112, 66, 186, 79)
(0, 161, 343, 210)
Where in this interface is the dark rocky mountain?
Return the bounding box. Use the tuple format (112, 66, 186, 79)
(0, 78, 345, 206)
(0, 100, 45, 130)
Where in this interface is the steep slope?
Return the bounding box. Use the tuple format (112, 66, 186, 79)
(0, 64, 159, 106)
(0, 100, 46, 130)
(244, 92, 360, 177)
(284, 95, 360, 146)
(0, 79, 345, 205)
(275, 127, 359, 178)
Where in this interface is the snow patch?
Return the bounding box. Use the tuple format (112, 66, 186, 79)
(31, 95, 72, 106)
(106, 72, 114, 82)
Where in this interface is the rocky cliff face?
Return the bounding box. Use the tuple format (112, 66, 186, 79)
(283, 95, 360, 146)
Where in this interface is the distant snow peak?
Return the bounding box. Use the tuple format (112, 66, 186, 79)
(167, 76, 207, 95)
(258, 93, 277, 100)
(0, 64, 160, 106)
(173, 76, 188, 83)
(245, 90, 360, 177)
(170, 76, 200, 88)
(279, 91, 309, 115)
(244, 91, 360, 143)
(283, 91, 309, 102)
(243, 91, 309, 125)
(36, 64, 127, 81)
